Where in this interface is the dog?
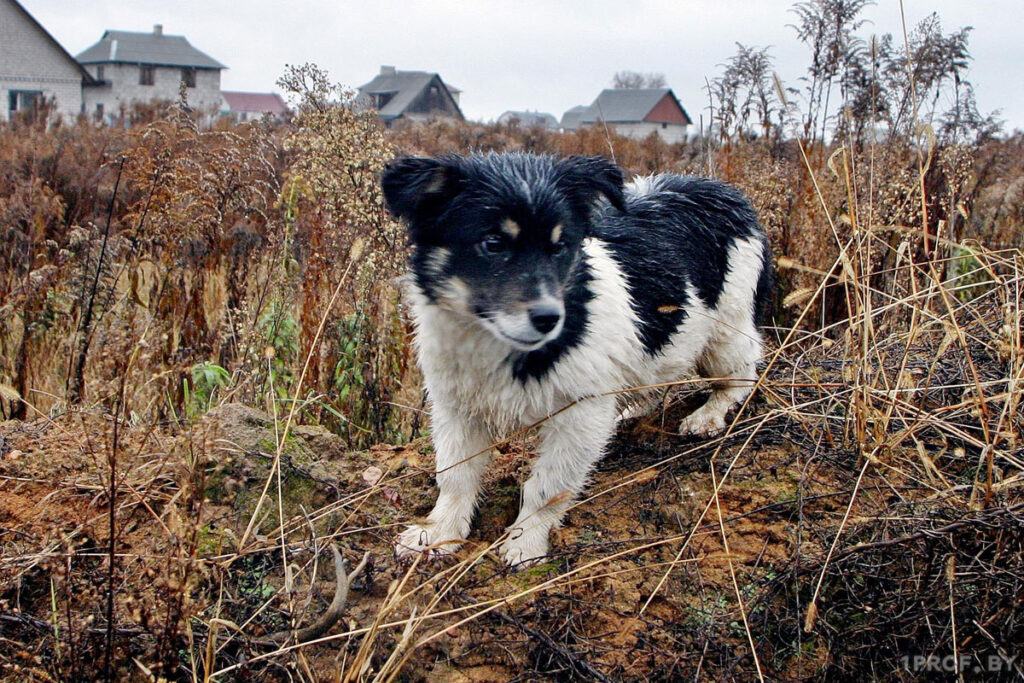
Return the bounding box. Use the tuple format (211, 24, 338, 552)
(382, 152, 772, 567)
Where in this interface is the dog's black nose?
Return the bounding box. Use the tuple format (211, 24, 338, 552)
(528, 307, 562, 334)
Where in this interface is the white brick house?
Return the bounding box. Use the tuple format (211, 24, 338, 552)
(76, 25, 226, 122)
(0, 0, 95, 122)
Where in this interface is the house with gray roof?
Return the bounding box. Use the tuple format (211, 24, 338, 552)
(498, 110, 559, 129)
(356, 66, 463, 126)
(77, 25, 225, 122)
(559, 105, 589, 132)
(1, 0, 96, 122)
(562, 88, 692, 143)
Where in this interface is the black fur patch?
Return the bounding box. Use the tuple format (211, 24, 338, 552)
(594, 176, 767, 355)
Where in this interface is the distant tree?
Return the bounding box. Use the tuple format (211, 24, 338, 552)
(611, 71, 667, 89)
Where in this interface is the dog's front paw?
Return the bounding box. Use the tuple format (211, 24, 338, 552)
(395, 524, 463, 560)
(499, 527, 550, 569)
(678, 407, 727, 437)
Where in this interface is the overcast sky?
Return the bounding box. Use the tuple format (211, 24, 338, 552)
(22, 0, 1024, 133)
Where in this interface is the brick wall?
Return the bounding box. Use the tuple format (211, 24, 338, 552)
(83, 62, 222, 121)
(0, 0, 84, 122)
(611, 121, 690, 144)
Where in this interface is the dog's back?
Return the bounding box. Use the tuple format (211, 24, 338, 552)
(603, 174, 773, 333)
(587, 174, 772, 395)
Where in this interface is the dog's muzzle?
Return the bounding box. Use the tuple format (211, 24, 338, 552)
(482, 297, 566, 351)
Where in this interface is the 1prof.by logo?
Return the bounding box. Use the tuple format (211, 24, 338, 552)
(901, 654, 1019, 674)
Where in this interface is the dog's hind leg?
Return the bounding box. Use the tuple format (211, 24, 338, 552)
(679, 328, 762, 437)
(396, 406, 492, 559)
(500, 396, 618, 567)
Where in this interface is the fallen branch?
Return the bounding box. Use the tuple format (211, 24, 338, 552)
(268, 545, 370, 645)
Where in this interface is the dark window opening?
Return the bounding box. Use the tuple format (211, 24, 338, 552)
(181, 68, 196, 88)
(96, 65, 105, 81)
(8, 90, 42, 116)
(95, 103, 104, 121)
(375, 92, 395, 109)
(139, 65, 154, 86)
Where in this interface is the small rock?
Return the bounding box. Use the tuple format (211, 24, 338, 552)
(362, 466, 384, 486)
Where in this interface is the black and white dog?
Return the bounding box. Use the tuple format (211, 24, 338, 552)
(382, 153, 772, 566)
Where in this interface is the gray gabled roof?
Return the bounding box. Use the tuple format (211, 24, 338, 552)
(498, 110, 559, 128)
(76, 30, 226, 69)
(356, 69, 462, 120)
(560, 105, 589, 130)
(580, 88, 687, 124)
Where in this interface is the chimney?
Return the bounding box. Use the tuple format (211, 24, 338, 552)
(380, 65, 396, 75)
(153, 24, 163, 36)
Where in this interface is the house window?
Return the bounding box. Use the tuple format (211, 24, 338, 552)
(96, 65, 105, 81)
(181, 68, 196, 88)
(8, 90, 42, 116)
(139, 65, 154, 86)
(375, 92, 395, 109)
(95, 103, 104, 121)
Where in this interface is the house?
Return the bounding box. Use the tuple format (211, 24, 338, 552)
(221, 91, 288, 123)
(76, 25, 225, 122)
(0, 0, 96, 122)
(497, 110, 559, 129)
(356, 66, 463, 125)
(559, 105, 589, 132)
(563, 88, 692, 143)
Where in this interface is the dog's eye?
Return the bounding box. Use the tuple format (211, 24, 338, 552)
(478, 235, 508, 257)
(552, 240, 567, 255)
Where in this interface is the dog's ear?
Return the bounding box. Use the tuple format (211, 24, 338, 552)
(381, 157, 462, 225)
(555, 155, 626, 213)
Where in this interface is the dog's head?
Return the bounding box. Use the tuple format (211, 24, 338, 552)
(382, 153, 624, 351)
